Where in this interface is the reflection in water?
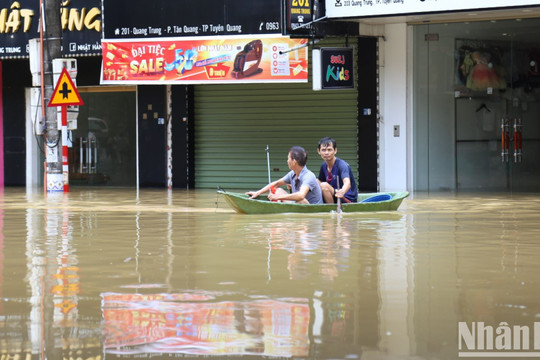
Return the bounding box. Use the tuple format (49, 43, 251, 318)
(2, 189, 540, 358)
(25, 193, 101, 359)
(102, 293, 309, 356)
(219, 212, 404, 358)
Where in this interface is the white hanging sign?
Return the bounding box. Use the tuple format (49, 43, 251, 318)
(326, 0, 540, 19)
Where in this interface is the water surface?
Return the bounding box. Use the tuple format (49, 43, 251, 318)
(1, 188, 540, 359)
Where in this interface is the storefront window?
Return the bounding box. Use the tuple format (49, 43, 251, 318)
(414, 18, 540, 192)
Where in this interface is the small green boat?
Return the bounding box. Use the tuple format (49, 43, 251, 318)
(218, 189, 409, 214)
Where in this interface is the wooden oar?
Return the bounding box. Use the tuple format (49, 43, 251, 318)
(266, 145, 277, 201)
(336, 175, 342, 214)
(265, 145, 271, 184)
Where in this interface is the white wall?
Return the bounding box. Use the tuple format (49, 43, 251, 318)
(380, 23, 409, 192)
(25, 88, 42, 189)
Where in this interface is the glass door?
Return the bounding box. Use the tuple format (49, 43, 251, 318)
(69, 87, 137, 187)
(455, 21, 540, 192)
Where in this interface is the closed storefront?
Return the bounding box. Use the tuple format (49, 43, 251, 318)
(194, 38, 362, 190)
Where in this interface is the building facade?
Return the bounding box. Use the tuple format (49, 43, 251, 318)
(327, 1, 540, 192)
(3, 1, 540, 193)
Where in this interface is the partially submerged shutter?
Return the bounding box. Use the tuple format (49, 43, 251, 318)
(194, 38, 358, 190)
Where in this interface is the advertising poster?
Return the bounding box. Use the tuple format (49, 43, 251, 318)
(101, 36, 309, 84)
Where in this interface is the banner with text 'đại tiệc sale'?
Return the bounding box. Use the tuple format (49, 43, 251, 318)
(101, 36, 309, 84)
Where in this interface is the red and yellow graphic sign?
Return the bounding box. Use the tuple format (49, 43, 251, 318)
(101, 36, 309, 84)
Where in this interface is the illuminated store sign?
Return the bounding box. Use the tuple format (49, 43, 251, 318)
(326, 0, 540, 19)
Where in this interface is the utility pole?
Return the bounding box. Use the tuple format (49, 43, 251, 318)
(43, 0, 63, 191)
(41, 3, 64, 359)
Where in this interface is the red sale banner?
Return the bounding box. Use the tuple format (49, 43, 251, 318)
(101, 36, 309, 84)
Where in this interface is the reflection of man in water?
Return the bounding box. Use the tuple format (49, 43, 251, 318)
(234, 304, 264, 353)
(284, 218, 352, 281)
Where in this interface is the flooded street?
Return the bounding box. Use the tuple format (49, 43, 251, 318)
(1, 188, 540, 359)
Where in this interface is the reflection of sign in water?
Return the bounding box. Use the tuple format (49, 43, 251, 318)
(101, 293, 310, 357)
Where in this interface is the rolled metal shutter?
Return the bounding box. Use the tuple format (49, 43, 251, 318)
(194, 38, 358, 190)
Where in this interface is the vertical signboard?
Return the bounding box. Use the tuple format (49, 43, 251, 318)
(313, 47, 354, 90)
(285, 0, 313, 35)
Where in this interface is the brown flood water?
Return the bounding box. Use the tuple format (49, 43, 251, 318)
(1, 188, 540, 359)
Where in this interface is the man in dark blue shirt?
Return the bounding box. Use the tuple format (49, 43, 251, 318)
(317, 137, 358, 203)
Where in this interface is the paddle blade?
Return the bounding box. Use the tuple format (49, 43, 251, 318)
(361, 194, 392, 203)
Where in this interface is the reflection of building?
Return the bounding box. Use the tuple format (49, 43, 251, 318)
(219, 214, 388, 355)
(21, 201, 102, 359)
(102, 293, 310, 357)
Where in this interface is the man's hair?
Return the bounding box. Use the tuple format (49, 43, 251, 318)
(318, 137, 337, 149)
(289, 146, 308, 166)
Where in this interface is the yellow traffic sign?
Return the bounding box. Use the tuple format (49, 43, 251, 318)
(48, 67, 84, 107)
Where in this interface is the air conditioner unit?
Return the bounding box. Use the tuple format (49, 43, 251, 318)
(53, 58, 78, 85)
(30, 87, 45, 135)
(28, 38, 41, 87)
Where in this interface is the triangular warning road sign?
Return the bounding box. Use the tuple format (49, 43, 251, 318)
(48, 67, 84, 107)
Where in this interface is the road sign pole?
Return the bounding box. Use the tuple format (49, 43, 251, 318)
(48, 67, 83, 193)
(61, 105, 69, 192)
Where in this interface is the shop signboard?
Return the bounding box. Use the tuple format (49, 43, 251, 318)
(285, 0, 314, 35)
(326, 0, 540, 19)
(101, 36, 309, 84)
(102, 0, 283, 39)
(313, 47, 354, 90)
(0, 0, 101, 59)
